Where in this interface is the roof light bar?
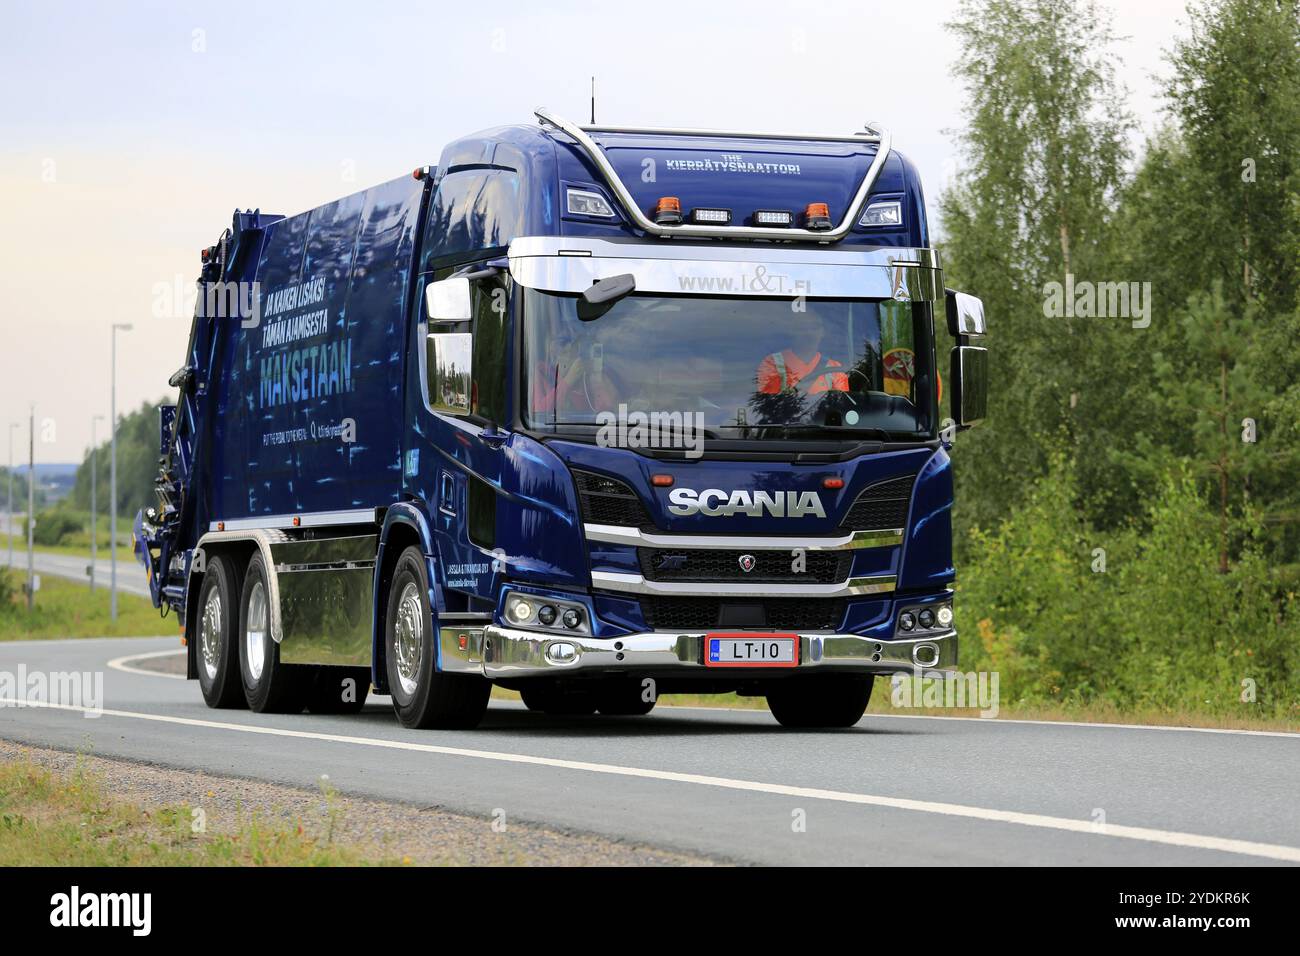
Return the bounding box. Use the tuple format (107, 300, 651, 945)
(753, 209, 793, 227)
(653, 196, 682, 225)
(691, 207, 732, 225)
(534, 107, 893, 242)
(803, 202, 832, 230)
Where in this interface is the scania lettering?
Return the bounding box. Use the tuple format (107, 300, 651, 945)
(666, 488, 827, 519)
(134, 108, 989, 729)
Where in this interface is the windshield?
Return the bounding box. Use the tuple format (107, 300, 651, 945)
(521, 290, 936, 442)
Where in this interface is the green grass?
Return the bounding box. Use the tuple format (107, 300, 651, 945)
(0, 757, 392, 866)
(2, 532, 127, 563)
(0, 569, 170, 640)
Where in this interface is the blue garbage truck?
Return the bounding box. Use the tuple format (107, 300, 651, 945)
(135, 108, 988, 729)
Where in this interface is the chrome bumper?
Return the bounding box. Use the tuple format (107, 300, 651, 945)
(439, 624, 958, 679)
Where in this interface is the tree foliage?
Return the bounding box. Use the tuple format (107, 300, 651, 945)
(943, 0, 1300, 716)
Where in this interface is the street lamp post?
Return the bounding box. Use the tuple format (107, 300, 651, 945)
(26, 406, 34, 611)
(110, 323, 133, 621)
(90, 414, 105, 592)
(7, 421, 17, 571)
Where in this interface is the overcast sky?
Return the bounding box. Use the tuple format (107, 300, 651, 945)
(0, 0, 1191, 464)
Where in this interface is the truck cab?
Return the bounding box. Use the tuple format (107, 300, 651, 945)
(137, 108, 988, 729)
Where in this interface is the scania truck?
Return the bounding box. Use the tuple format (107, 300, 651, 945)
(134, 108, 988, 729)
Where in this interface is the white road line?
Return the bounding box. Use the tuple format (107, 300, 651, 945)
(7, 638, 1297, 740)
(3, 696, 1298, 864)
(657, 703, 1300, 739)
(106, 649, 187, 680)
(864, 712, 1300, 738)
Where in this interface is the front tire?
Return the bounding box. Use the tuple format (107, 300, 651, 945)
(595, 680, 656, 716)
(766, 674, 874, 728)
(195, 555, 243, 709)
(385, 546, 490, 729)
(239, 552, 304, 713)
(519, 683, 598, 716)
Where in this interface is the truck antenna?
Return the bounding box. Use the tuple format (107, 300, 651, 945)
(590, 76, 596, 124)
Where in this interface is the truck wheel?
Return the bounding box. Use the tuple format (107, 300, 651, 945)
(306, 667, 371, 714)
(519, 684, 597, 716)
(595, 680, 656, 716)
(239, 552, 304, 713)
(195, 555, 244, 709)
(766, 674, 874, 729)
(386, 546, 490, 729)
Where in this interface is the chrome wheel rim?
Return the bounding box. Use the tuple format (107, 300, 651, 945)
(200, 588, 222, 682)
(245, 581, 267, 682)
(393, 581, 423, 697)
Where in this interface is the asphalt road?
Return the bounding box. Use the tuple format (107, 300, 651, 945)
(2, 542, 149, 598)
(1, 636, 1297, 866)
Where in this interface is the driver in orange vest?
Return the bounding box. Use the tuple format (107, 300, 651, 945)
(755, 313, 850, 395)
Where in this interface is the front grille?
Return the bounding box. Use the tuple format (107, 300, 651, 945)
(573, 469, 653, 528)
(841, 474, 915, 531)
(638, 547, 850, 584)
(640, 597, 846, 632)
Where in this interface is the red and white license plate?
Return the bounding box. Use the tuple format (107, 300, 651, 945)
(705, 633, 799, 668)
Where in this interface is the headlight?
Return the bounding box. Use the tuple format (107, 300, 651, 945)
(502, 591, 590, 636)
(567, 187, 616, 218)
(936, 605, 953, 627)
(899, 611, 916, 631)
(859, 200, 902, 227)
(918, 608, 935, 629)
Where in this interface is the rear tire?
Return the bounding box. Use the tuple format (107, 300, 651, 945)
(239, 552, 305, 713)
(385, 546, 490, 729)
(306, 666, 371, 714)
(195, 555, 244, 709)
(766, 674, 874, 728)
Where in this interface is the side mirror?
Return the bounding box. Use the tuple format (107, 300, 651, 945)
(950, 345, 988, 427)
(426, 276, 472, 322)
(427, 332, 472, 414)
(945, 289, 986, 337)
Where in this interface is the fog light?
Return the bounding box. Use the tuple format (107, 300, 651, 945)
(561, 607, 582, 629)
(511, 600, 534, 623)
(538, 604, 557, 626)
(936, 605, 953, 627)
(918, 608, 935, 629)
(899, 611, 916, 631)
(546, 642, 577, 663)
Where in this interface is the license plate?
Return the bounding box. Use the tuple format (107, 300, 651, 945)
(705, 633, 799, 668)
